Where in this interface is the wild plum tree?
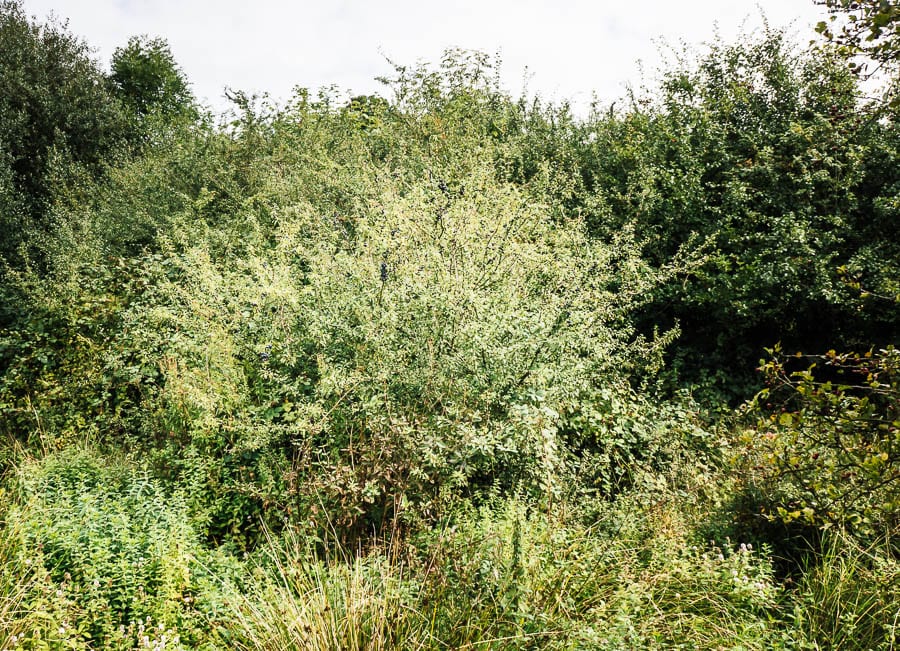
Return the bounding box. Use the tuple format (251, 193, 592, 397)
(815, 0, 900, 77)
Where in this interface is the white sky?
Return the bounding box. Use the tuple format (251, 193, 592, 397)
(21, 1, 829, 114)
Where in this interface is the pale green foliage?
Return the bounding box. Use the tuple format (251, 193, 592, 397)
(0, 449, 205, 649)
(116, 145, 689, 535)
(0, 500, 31, 650)
(816, 0, 900, 77)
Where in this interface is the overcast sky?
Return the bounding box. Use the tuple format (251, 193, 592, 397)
(22, 1, 829, 114)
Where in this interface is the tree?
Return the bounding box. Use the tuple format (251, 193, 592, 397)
(815, 0, 900, 77)
(749, 345, 900, 539)
(110, 35, 195, 122)
(573, 31, 888, 400)
(0, 0, 127, 264)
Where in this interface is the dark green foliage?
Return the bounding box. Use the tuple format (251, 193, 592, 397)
(573, 31, 899, 400)
(0, 0, 127, 265)
(111, 35, 195, 122)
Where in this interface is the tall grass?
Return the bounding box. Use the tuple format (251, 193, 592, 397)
(7, 448, 896, 650)
(217, 524, 429, 651)
(0, 513, 31, 650)
(793, 530, 900, 650)
(215, 499, 789, 650)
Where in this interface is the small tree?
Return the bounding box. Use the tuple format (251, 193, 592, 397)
(110, 35, 195, 121)
(749, 345, 900, 540)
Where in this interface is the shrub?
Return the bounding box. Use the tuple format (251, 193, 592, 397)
(105, 149, 695, 543)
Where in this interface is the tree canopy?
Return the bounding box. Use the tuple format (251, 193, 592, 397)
(110, 35, 195, 122)
(0, 0, 127, 263)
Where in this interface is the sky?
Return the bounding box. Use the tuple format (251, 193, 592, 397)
(21, 0, 830, 115)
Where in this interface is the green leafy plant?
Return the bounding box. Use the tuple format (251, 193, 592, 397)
(111, 35, 196, 122)
(815, 0, 900, 77)
(747, 345, 899, 539)
(3, 449, 206, 648)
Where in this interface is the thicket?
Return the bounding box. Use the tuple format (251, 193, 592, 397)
(0, 1, 898, 648)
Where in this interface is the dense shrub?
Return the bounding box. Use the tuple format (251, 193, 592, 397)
(0, 0, 128, 266)
(95, 150, 695, 543)
(574, 31, 899, 399)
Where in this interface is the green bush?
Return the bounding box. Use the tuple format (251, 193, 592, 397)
(0, 0, 129, 266)
(99, 151, 693, 543)
(574, 30, 899, 399)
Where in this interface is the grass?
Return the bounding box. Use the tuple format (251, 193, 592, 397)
(211, 499, 791, 650)
(0, 512, 31, 651)
(1, 449, 898, 650)
(792, 530, 900, 650)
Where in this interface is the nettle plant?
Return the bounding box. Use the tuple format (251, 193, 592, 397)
(127, 151, 693, 540)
